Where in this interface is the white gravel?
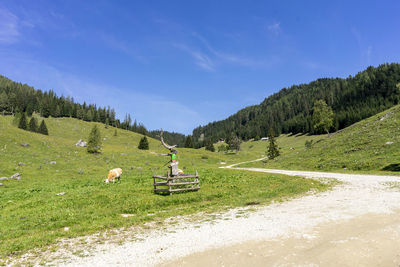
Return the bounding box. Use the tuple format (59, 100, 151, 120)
(48, 164, 400, 266)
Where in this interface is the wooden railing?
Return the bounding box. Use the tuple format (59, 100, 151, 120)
(153, 171, 199, 195)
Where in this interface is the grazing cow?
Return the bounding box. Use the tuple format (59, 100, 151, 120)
(105, 168, 123, 183)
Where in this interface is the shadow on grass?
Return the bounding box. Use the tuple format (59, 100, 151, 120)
(381, 163, 400, 172)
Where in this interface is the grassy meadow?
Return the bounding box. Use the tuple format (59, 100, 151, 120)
(0, 115, 330, 259)
(238, 105, 400, 173)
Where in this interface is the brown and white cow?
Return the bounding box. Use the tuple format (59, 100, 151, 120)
(105, 168, 123, 183)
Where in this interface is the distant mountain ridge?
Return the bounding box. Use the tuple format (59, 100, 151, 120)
(192, 63, 400, 147)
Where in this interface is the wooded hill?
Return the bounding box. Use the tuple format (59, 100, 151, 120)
(0, 75, 185, 146)
(192, 63, 400, 146)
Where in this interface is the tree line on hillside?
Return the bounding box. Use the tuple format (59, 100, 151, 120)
(192, 63, 400, 146)
(0, 75, 186, 146)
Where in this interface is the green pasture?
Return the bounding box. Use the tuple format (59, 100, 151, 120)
(0, 115, 329, 259)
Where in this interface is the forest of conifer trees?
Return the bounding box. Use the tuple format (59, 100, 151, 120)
(192, 63, 400, 147)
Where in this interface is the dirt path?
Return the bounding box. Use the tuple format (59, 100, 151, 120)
(163, 211, 400, 267)
(32, 163, 400, 266)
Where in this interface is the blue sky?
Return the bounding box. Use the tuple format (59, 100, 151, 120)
(0, 1, 399, 134)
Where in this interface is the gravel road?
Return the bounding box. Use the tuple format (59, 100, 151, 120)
(38, 164, 400, 266)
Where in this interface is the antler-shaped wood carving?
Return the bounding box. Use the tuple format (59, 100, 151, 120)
(160, 129, 177, 152)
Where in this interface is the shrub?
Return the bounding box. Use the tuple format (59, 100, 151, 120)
(217, 143, 228, 152)
(305, 140, 313, 149)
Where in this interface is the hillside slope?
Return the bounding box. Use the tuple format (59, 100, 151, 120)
(239, 104, 400, 172)
(0, 115, 327, 259)
(193, 63, 400, 145)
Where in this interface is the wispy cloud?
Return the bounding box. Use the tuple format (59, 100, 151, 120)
(173, 31, 267, 71)
(0, 7, 19, 44)
(192, 32, 259, 67)
(173, 43, 215, 71)
(351, 26, 373, 65)
(267, 22, 281, 35)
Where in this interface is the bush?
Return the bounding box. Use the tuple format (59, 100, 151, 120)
(87, 125, 101, 153)
(305, 140, 313, 149)
(217, 143, 228, 152)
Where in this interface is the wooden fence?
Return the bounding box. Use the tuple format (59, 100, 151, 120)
(153, 171, 199, 195)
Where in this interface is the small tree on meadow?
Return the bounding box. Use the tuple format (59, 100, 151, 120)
(267, 127, 280, 159)
(217, 143, 228, 152)
(228, 135, 242, 153)
(38, 120, 49, 135)
(205, 140, 215, 152)
(18, 113, 28, 130)
(138, 135, 149, 150)
(28, 117, 38, 132)
(105, 118, 110, 129)
(87, 125, 101, 153)
(312, 100, 334, 134)
(184, 136, 194, 148)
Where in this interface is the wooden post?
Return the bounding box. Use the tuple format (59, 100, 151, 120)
(167, 172, 172, 195)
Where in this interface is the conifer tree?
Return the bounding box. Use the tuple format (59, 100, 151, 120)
(28, 117, 38, 132)
(18, 113, 28, 130)
(0, 91, 8, 111)
(267, 128, 280, 159)
(205, 139, 215, 152)
(184, 136, 194, 148)
(38, 120, 49, 135)
(138, 136, 149, 150)
(87, 125, 101, 153)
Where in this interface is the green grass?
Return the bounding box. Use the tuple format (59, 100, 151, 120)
(0, 115, 329, 259)
(238, 105, 400, 173)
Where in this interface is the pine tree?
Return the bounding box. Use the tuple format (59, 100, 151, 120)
(138, 136, 149, 150)
(0, 91, 8, 112)
(87, 125, 101, 153)
(205, 140, 215, 152)
(18, 113, 28, 130)
(38, 120, 49, 135)
(267, 128, 280, 159)
(184, 136, 194, 148)
(28, 117, 38, 132)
